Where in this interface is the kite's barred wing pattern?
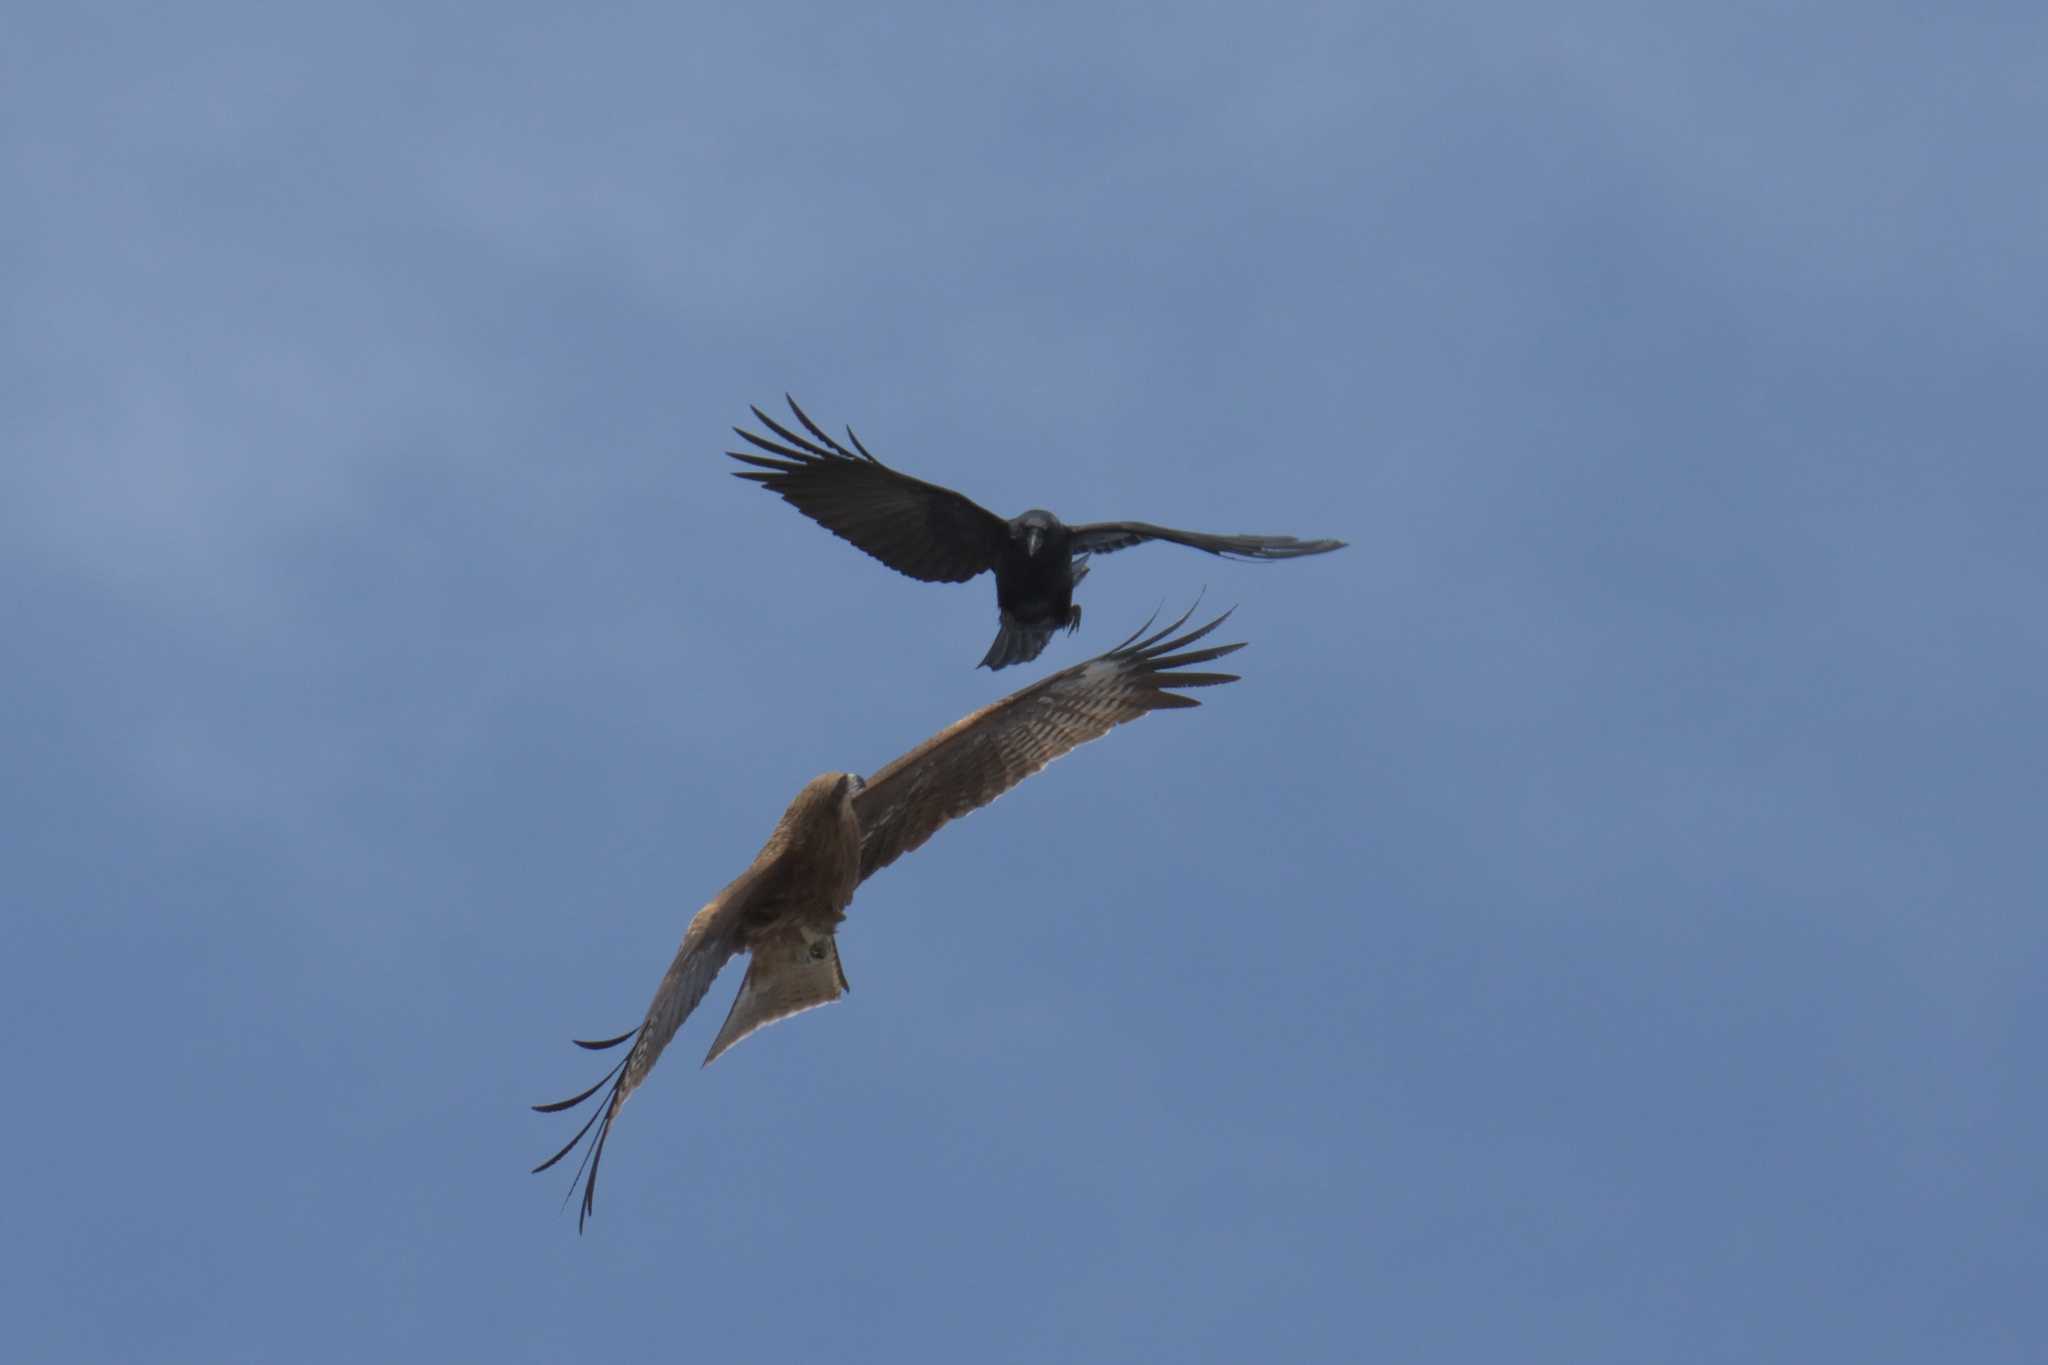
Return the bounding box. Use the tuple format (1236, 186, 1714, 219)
(529, 901, 739, 1232)
(854, 606, 1243, 882)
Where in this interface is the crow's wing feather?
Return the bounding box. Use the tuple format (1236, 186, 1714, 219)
(729, 396, 1008, 583)
(1068, 520, 1346, 560)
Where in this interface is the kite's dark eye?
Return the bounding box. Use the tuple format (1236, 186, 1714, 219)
(808, 942, 828, 961)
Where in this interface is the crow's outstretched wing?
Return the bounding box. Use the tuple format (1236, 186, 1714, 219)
(853, 607, 1243, 883)
(729, 397, 1009, 583)
(1068, 521, 1347, 560)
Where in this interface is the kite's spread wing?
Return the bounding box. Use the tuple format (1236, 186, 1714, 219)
(854, 606, 1243, 882)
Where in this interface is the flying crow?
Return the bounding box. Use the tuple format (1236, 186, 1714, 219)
(727, 397, 1342, 668)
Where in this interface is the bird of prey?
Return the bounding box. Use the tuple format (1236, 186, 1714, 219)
(727, 397, 1344, 669)
(533, 607, 1244, 1229)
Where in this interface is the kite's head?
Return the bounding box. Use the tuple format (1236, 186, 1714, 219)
(795, 772, 861, 801)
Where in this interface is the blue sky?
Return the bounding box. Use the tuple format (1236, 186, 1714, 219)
(4, 3, 2043, 1360)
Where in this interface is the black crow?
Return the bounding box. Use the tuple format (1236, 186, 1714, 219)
(726, 397, 1344, 668)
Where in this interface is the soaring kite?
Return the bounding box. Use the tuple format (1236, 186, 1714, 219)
(727, 397, 1342, 668)
(534, 607, 1245, 1228)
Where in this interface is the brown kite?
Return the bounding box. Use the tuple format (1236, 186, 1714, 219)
(533, 607, 1245, 1228)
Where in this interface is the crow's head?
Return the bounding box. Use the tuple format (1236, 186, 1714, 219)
(1012, 509, 1060, 558)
